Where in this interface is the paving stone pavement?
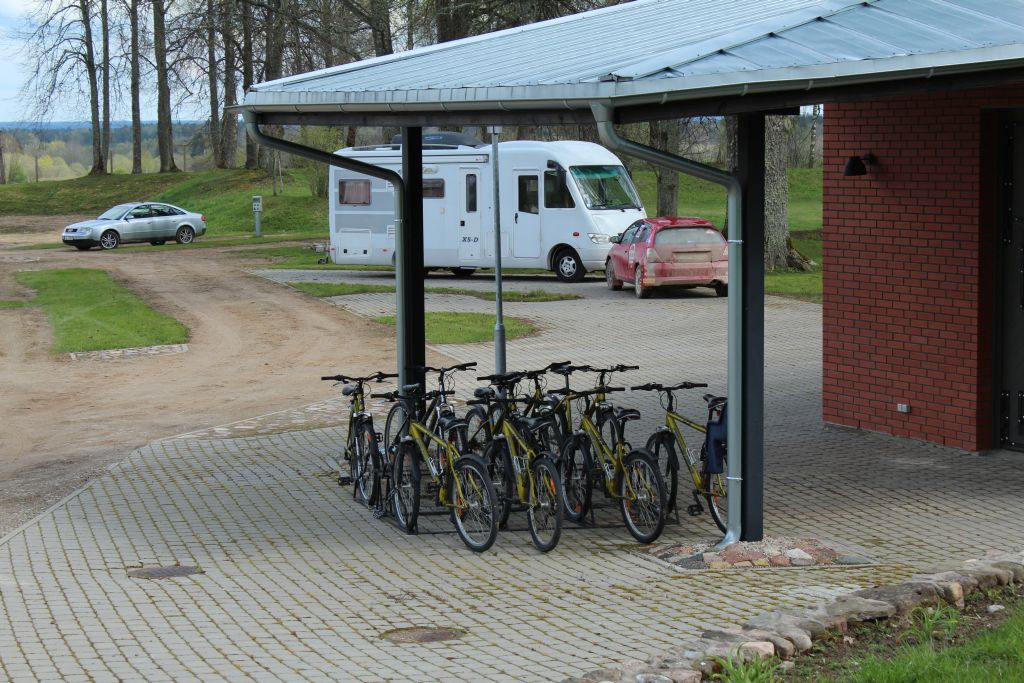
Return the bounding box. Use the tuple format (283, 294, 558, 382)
(2, 270, 1024, 682)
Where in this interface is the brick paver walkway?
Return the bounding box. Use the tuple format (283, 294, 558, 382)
(2, 271, 1023, 682)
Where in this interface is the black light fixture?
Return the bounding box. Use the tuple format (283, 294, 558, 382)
(843, 153, 877, 177)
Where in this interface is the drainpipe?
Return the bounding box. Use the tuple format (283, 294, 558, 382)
(243, 112, 413, 388)
(591, 102, 743, 548)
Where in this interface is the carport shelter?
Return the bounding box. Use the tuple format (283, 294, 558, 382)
(238, 0, 1024, 543)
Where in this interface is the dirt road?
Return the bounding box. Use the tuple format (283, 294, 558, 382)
(0, 239, 428, 534)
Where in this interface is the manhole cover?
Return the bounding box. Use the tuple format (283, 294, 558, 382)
(380, 626, 465, 644)
(127, 565, 204, 579)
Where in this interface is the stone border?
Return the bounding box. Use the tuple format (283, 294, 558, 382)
(65, 343, 189, 361)
(561, 550, 1024, 683)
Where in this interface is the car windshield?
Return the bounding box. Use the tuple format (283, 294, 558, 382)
(569, 166, 642, 210)
(97, 205, 133, 220)
(654, 227, 725, 246)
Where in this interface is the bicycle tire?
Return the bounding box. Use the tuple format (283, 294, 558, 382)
(701, 443, 728, 533)
(353, 421, 381, 506)
(464, 405, 491, 452)
(392, 442, 421, 533)
(383, 402, 409, 460)
(559, 434, 593, 523)
(527, 456, 563, 553)
(645, 432, 679, 516)
(483, 440, 514, 529)
(450, 454, 499, 552)
(597, 410, 619, 453)
(619, 449, 667, 544)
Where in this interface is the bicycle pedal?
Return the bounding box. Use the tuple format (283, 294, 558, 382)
(687, 504, 702, 517)
(338, 476, 352, 486)
(372, 507, 386, 519)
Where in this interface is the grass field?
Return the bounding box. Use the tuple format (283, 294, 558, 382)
(13, 268, 189, 352)
(373, 312, 535, 344)
(290, 280, 578, 302)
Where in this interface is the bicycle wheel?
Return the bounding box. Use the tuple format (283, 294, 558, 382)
(463, 405, 491, 452)
(527, 456, 563, 553)
(383, 402, 409, 459)
(559, 434, 593, 523)
(533, 415, 563, 457)
(483, 440, 514, 529)
(353, 421, 381, 506)
(701, 443, 728, 533)
(597, 411, 619, 453)
(450, 454, 499, 552)
(619, 449, 667, 544)
(392, 442, 421, 533)
(645, 432, 679, 515)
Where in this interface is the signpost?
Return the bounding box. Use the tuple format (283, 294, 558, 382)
(252, 195, 263, 237)
(488, 126, 506, 374)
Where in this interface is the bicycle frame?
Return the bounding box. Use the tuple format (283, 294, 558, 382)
(402, 419, 467, 508)
(660, 409, 709, 492)
(577, 408, 628, 497)
(494, 414, 544, 504)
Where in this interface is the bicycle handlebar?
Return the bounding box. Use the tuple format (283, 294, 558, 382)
(632, 381, 709, 392)
(321, 371, 399, 383)
(477, 371, 524, 384)
(416, 361, 478, 374)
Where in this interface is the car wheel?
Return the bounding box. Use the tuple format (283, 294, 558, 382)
(634, 266, 651, 299)
(150, 240, 166, 246)
(714, 282, 728, 297)
(74, 245, 92, 251)
(554, 248, 585, 283)
(99, 230, 120, 250)
(175, 226, 195, 244)
(605, 260, 622, 291)
(450, 267, 475, 278)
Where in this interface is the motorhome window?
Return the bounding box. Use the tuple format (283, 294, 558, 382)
(339, 180, 371, 205)
(518, 176, 539, 214)
(569, 166, 643, 210)
(544, 171, 575, 209)
(466, 175, 477, 212)
(424, 179, 445, 198)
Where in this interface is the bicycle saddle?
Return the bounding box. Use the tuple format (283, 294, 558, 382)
(516, 414, 552, 433)
(402, 383, 423, 394)
(341, 384, 359, 396)
(615, 407, 641, 422)
(703, 394, 727, 410)
(474, 386, 496, 399)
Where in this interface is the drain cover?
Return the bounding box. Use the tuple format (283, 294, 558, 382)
(127, 565, 204, 579)
(380, 627, 465, 644)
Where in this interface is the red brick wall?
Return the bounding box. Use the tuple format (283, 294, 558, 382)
(822, 85, 1024, 451)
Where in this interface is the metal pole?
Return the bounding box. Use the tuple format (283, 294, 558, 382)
(401, 128, 426, 390)
(591, 102, 744, 548)
(489, 125, 506, 374)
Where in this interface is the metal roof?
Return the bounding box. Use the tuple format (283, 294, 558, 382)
(242, 0, 1024, 121)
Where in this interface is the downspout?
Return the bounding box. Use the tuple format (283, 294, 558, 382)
(243, 111, 412, 388)
(591, 102, 742, 548)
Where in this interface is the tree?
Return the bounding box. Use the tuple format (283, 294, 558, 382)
(206, 0, 221, 165)
(648, 119, 680, 216)
(0, 132, 6, 184)
(153, 0, 178, 172)
(128, 0, 143, 173)
(764, 116, 811, 272)
(100, 0, 111, 173)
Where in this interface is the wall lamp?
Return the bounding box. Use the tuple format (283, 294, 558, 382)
(843, 153, 877, 177)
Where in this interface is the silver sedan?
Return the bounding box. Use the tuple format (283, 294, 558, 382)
(62, 202, 207, 250)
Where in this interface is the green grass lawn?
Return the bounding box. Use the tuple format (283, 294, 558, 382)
(14, 268, 189, 352)
(373, 312, 535, 344)
(290, 280, 578, 302)
(290, 282, 396, 297)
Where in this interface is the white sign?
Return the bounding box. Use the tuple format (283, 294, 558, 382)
(252, 196, 263, 213)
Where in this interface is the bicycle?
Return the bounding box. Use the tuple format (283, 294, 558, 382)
(382, 361, 477, 460)
(373, 383, 499, 552)
(558, 383, 667, 543)
(320, 370, 398, 506)
(469, 379, 564, 552)
(632, 382, 729, 533)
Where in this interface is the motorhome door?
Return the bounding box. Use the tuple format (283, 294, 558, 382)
(513, 172, 541, 258)
(458, 170, 481, 261)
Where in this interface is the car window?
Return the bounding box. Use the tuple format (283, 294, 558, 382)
(654, 227, 726, 246)
(634, 226, 650, 244)
(151, 205, 174, 217)
(129, 206, 151, 218)
(620, 226, 638, 244)
(518, 175, 539, 214)
(98, 204, 133, 220)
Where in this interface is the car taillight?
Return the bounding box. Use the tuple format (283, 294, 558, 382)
(645, 248, 661, 263)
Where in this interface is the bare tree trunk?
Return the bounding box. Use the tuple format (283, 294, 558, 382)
(218, 0, 237, 168)
(206, 0, 221, 166)
(129, 0, 142, 173)
(808, 103, 820, 168)
(435, 0, 470, 42)
(153, 0, 178, 172)
(79, 0, 104, 175)
(369, 0, 394, 56)
(0, 132, 6, 184)
(241, 0, 257, 169)
(649, 119, 680, 216)
(100, 0, 110, 173)
(764, 116, 812, 272)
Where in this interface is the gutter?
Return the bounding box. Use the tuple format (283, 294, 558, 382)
(591, 102, 742, 548)
(242, 111, 413, 388)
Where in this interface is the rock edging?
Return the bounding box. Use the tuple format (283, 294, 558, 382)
(560, 550, 1024, 683)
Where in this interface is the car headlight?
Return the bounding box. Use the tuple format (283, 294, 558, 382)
(587, 233, 610, 244)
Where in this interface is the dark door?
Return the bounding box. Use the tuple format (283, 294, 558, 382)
(998, 112, 1024, 450)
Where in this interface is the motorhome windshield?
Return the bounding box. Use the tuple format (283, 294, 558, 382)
(570, 166, 642, 210)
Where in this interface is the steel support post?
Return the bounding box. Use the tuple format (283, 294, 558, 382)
(736, 112, 766, 542)
(400, 127, 426, 389)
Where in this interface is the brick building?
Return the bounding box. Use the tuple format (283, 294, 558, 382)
(823, 87, 1024, 451)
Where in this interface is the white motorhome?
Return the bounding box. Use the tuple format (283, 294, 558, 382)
(328, 133, 646, 281)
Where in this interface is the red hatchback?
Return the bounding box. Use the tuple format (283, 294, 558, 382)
(605, 217, 728, 298)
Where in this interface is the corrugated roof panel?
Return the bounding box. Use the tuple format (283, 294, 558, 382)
(672, 52, 764, 76)
(728, 35, 838, 69)
(942, 0, 1024, 28)
(885, 0, 1024, 45)
(827, 4, 982, 54)
(778, 18, 910, 60)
